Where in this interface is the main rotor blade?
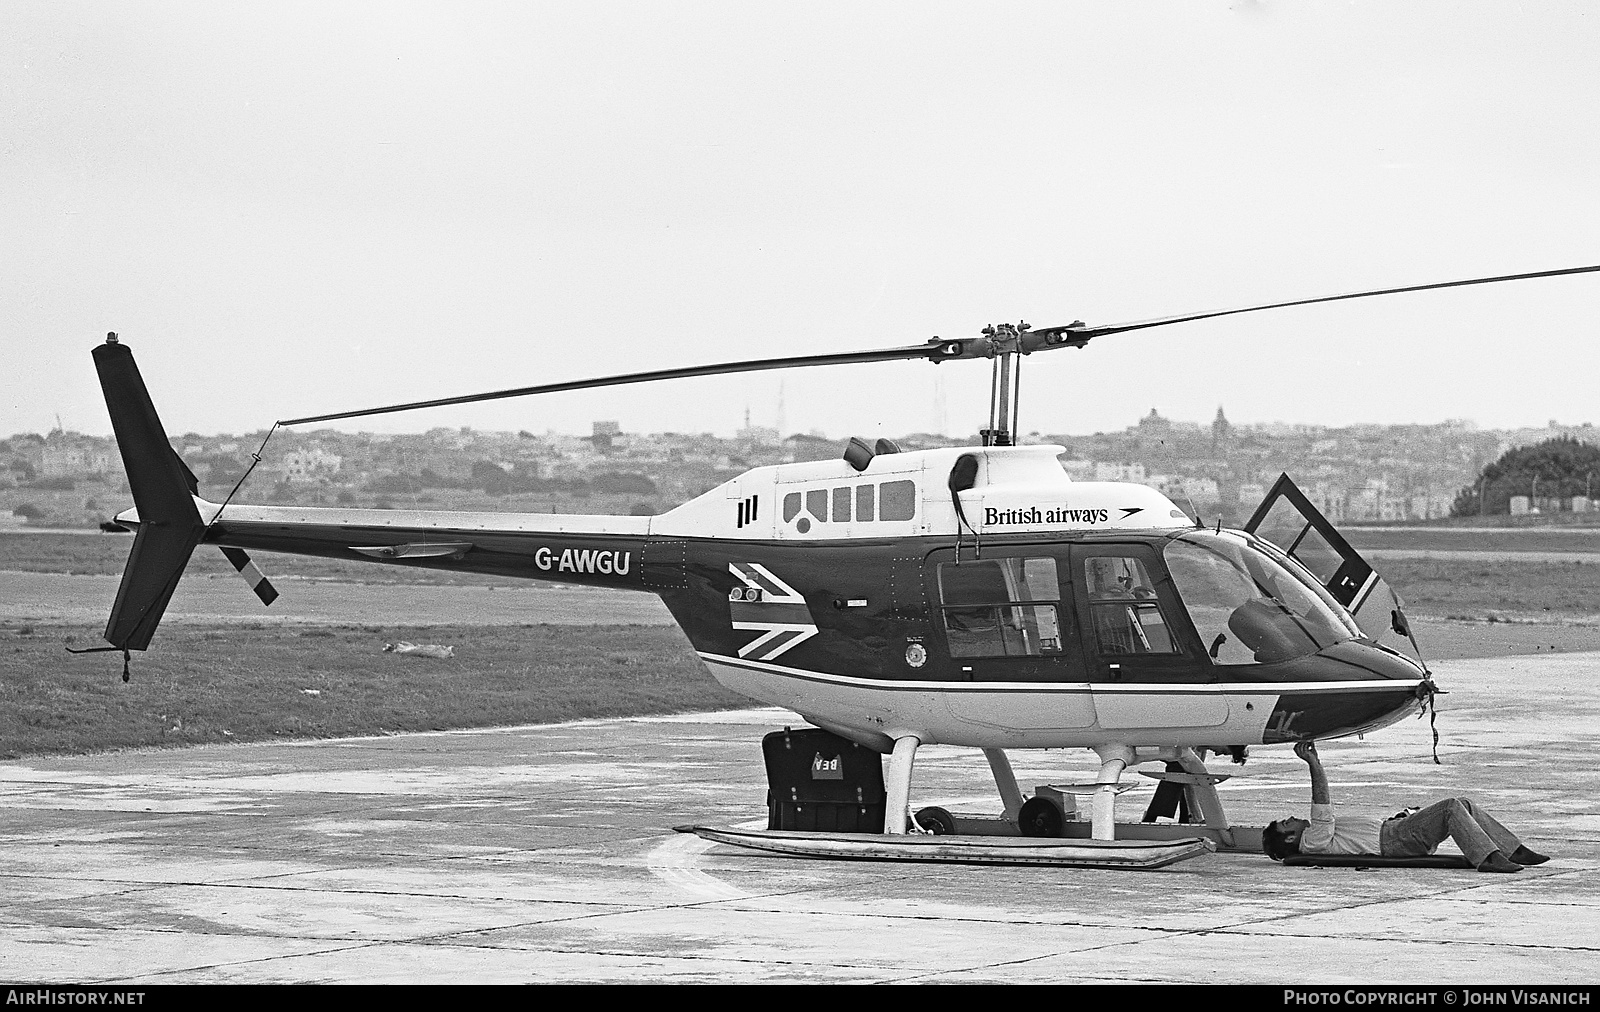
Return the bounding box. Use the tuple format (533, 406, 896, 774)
(280, 261, 1600, 425)
(278, 342, 951, 426)
(1044, 263, 1600, 342)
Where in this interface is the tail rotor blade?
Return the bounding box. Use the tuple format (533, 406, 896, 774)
(219, 547, 279, 607)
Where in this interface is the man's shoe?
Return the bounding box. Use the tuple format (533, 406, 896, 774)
(1477, 851, 1522, 873)
(1511, 846, 1550, 866)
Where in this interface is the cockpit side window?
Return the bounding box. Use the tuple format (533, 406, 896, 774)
(1082, 556, 1177, 655)
(938, 557, 1062, 657)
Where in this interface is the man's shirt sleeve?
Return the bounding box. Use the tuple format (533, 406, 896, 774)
(1302, 803, 1337, 853)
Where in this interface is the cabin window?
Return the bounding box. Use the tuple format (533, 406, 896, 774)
(938, 557, 1062, 657)
(806, 489, 829, 522)
(1083, 556, 1177, 655)
(786, 481, 912, 527)
(856, 484, 875, 522)
(879, 479, 916, 521)
(833, 487, 853, 523)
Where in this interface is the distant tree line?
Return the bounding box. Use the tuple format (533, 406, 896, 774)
(1452, 436, 1600, 515)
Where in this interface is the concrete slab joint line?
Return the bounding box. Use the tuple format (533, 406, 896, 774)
(0, 656, 1596, 983)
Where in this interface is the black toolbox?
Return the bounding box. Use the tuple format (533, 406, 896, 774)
(762, 726, 886, 833)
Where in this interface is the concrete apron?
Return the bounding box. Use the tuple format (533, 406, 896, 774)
(0, 653, 1596, 984)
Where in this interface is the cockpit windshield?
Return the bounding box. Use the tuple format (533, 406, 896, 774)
(1164, 530, 1361, 665)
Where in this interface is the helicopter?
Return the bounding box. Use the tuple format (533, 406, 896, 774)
(87, 263, 1600, 862)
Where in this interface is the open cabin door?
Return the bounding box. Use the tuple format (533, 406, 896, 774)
(1244, 474, 1426, 664)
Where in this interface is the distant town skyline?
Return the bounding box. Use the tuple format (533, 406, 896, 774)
(7, 407, 1584, 529)
(7, 405, 1596, 444)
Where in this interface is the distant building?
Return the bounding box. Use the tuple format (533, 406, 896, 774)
(283, 446, 342, 482)
(592, 420, 622, 452)
(1094, 462, 1146, 483)
(1408, 494, 1454, 520)
(1308, 482, 1348, 522)
(1178, 476, 1220, 500)
(737, 424, 780, 447)
(1132, 408, 1173, 452)
(40, 434, 116, 478)
(1211, 407, 1232, 452)
(1059, 459, 1096, 481)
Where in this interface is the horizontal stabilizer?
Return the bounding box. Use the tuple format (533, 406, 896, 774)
(93, 336, 208, 650)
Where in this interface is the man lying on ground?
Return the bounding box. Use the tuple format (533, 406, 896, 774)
(1261, 740, 1548, 873)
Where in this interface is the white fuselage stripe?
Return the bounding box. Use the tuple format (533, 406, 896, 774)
(695, 651, 1421, 694)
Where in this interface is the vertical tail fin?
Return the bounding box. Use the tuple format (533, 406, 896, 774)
(92, 334, 208, 650)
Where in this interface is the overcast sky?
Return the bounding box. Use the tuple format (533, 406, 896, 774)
(6, 1, 1599, 443)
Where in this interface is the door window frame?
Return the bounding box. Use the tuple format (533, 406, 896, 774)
(925, 546, 1086, 682)
(1244, 473, 1427, 662)
(1069, 542, 1208, 681)
(1243, 474, 1373, 608)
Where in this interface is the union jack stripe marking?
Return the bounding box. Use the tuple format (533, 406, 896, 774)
(728, 563, 817, 660)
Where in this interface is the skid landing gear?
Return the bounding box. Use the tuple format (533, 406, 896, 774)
(911, 745, 1262, 854)
(683, 728, 1237, 868)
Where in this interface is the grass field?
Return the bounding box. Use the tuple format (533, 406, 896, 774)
(1345, 527, 1600, 553)
(0, 531, 512, 585)
(1375, 556, 1600, 620)
(0, 623, 741, 759)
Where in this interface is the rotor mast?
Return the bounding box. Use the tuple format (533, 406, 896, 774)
(981, 322, 1029, 447)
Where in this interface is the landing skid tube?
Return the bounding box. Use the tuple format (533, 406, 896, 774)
(676, 825, 1216, 870)
(700, 733, 1259, 867)
(921, 812, 1262, 854)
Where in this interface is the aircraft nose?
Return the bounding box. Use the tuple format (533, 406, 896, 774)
(1260, 641, 1432, 743)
